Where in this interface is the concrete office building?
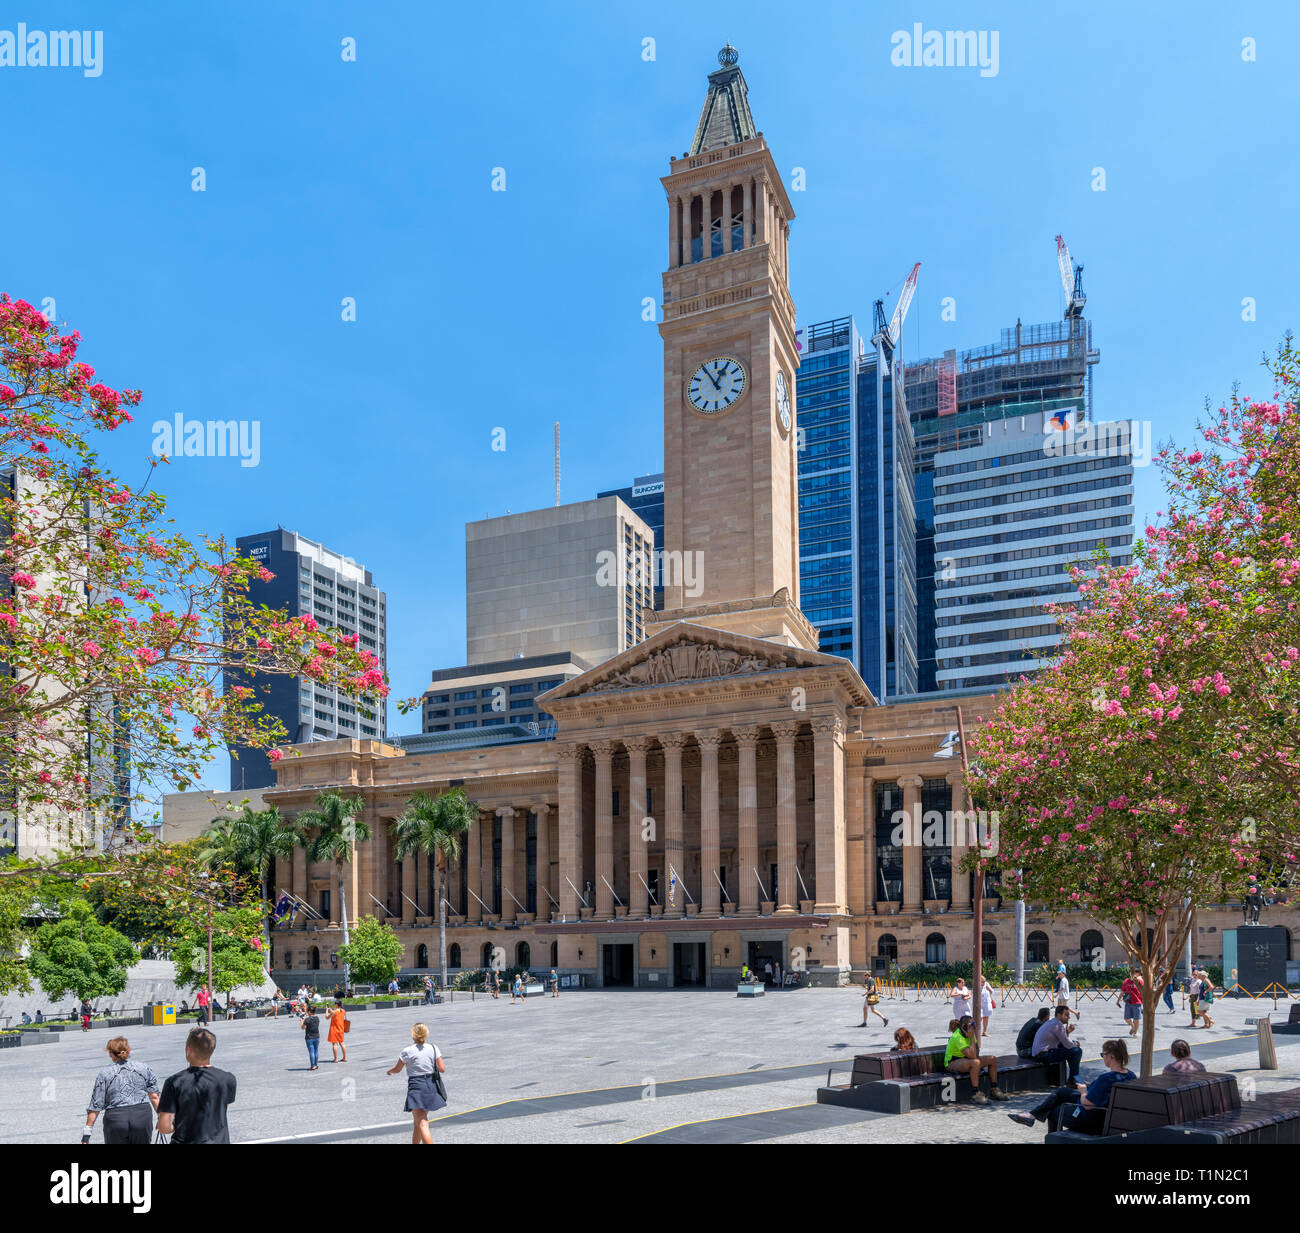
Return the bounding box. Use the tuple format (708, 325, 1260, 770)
(465, 498, 654, 668)
(907, 316, 1101, 690)
(226, 528, 387, 790)
(162, 787, 270, 845)
(931, 411, 1135, 690)
(421, 651, 589, 734)
(596, 473, 665, 606)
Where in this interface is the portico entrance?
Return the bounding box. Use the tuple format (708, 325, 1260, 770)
(673, 941, 706, 987)
(602, 943, 635, 987)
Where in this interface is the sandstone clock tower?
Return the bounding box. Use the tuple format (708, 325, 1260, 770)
(648, 45, 818, 652)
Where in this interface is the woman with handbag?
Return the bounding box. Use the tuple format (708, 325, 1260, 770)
(328, 1000, 349, 1063)
(860, 974, 889, 1028)
(387, 1022, 446, 1144)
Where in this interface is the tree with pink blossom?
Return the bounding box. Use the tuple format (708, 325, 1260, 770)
(970, 340, 1300, 1077)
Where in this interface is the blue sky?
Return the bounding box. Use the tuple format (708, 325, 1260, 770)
(2, 3, 1296, 789)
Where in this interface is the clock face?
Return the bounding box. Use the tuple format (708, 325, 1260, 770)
(687, 356, 747, 413)
(775, 371, 792, 432)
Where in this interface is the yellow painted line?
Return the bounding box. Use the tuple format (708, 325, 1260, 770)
(620, 1101, 818, 1143)
(429, 1059, 843, 1123)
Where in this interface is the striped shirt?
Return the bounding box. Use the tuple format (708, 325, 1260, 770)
(89, 1058, 160, 1111)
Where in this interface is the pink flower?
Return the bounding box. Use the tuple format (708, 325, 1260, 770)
(82, 639, 102, 658)
(269, 748, 283, 763)
(11, 572, 35, 589)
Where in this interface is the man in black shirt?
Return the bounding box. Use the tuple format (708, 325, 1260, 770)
(1016, 1008, 1051, 1059)
(157, 1028, 237, 1144)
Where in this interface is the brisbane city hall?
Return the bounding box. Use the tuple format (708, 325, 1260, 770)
(263, 50, 1259, 990)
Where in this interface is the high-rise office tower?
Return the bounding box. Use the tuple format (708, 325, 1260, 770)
(226, 528, 386, 789)
(929, 409, 1134, 690)
(596, 473, 665, 607)
(794, 316, 916, 698)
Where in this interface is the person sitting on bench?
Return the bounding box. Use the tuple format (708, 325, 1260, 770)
(1016, 1008, 1051, 1060)
(1162, 1038, 1207, 1076)
(1009, 1038, 1135, 1133)
(1032, 1005, 1083, 1083)
(892, 1027, 917, 1053)
(944, 1014, 1008, 1104)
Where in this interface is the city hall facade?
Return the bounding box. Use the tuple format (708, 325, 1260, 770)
(263, 50, 1285, 987)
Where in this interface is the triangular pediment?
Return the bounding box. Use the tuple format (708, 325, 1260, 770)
(537, 623, 868, 705)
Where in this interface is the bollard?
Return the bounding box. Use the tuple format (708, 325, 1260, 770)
(1259, 1015, 1278, 1070)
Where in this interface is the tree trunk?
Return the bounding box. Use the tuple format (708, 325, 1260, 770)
(439, 859, 448, 989)
(261, 874, 272, 974)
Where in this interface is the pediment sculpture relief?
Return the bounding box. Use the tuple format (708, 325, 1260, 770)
(582, 642, 793, 692)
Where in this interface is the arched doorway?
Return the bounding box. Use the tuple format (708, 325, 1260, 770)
(480, 942, 494, 970)
(982, 931, 998, 962)
(448, 944, 461, 968)
(1027, 931, 1049, 965)
(310, 946, 320, 971)
(1081, 930, 1104, 967)
(550, 941, 558, 967)
(516, 941, 531, 970)
(925, 933, 946, 964)
(416, 944, 429, 969)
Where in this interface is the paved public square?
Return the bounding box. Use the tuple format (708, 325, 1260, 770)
(1, 986, 1295, 1144)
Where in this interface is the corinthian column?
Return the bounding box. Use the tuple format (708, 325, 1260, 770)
(901, 775, 923, 913)
(592, 740, 615, 920)
(497, 806, 517, 923)
(661, 734, 686, 917)
(695, 729, 723, 918)
(626, 737, 650, 918)
(532, 801, 551, 920)
(812, 715, 847, 916)
(772, 721, 799, 915)
(557, 744, 582, 919)
(734, 725, 760, 915)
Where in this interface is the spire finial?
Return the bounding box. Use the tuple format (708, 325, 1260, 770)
(718, 43, 738, 67)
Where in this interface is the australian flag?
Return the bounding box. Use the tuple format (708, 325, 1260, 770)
(271, 893, 294, 925)
(668, 870, 676, 908)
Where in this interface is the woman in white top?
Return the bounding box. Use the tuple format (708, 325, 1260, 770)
(979, 979, 995, 1035)
(387, 1022, 447, 1144)
(951, 978, 972, 1020)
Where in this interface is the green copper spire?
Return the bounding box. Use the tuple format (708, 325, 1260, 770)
(688, 45, 756, 156)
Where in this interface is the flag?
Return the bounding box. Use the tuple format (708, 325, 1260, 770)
(669, 870, 676, 908)
(272, 893, 293, 923)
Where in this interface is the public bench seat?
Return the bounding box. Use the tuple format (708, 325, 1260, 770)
(1046, 1073, 1300, 1145)
(818, 1045, 1062, 1115)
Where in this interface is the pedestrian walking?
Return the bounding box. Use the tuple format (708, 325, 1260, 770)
(80, 999, 93, 1032)
(266, 988, 283, 1019)
(951, 978, 972, 1021)
(491, 970, 500, 1000)
(387, 977, 399, 996)
(301, 1003, 321, 1070)
(1120, 972, 1143, 1037)
(1188, 970, 1203, 1027)
(422, 974, 433, 1005)
(944, 1014, 1007, 1104)
(979, 978, 996, 1036)
(156, 1028, 238, 1144)
(1163, 1038, 1207, 1076)
(83, 1037, 160, 1144)
(550, 967, 559, 998)
(195, 986, 211, 1026)
(1008, 1038, 1134, 1134)
(1163, 979, 1176, 1014)
(513, 974, 524, 1004)
(860, 973, 888, 1028)
(774, 960, 782, 987)
(1055, 971, 1079, 1023)
(387, 1022, 446, 1144)
(1196, 970, 1216, 1029)
(328, 1000, 348, 1063)
(763, 958, 773, 986)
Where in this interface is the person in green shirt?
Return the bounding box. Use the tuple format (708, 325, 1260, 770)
(944, 1015, 1008, 1104)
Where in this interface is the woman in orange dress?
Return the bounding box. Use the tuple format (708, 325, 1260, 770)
(328, 999, 348, 1063)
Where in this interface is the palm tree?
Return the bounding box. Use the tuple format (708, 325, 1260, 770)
(197, 805, 300, 969)
(393, 788, 477, 988)
(294, 791, 371, 993)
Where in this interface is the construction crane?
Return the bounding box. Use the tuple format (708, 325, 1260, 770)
(871, 262, 920, 369)
(1055, 235, 1086, 319)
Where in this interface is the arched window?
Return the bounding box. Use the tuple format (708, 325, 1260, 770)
(982, 932, 998, 962)
(416, 944, 429, 969)
(281, 950, 291, 970)
(480, 942, 494, 970)
(448, 944, 461, 969)
(1027, 931, 1050, 965)
(925, 933, 946, 965)
(516, 941, 531, 970)
(1081, 930, 1104, 966)
(877, 933, 898, 962)
(310, 947, 320, 971)
(550, 941, 558, 967)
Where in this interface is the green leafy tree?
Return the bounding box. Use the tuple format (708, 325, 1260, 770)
(0, 878, 33, 996)
(171, 904, 269, 1001)
(393, 788, 476, 986)
(27, 899, 136, 1002)
(294, 791, 370, 992)
(336, 915, 403, 987)
(197, 804, 299, 967)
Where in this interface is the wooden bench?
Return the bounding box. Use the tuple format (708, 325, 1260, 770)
(818, 1045, 1063, 1115)
(1046, 1073, 1300, 1144)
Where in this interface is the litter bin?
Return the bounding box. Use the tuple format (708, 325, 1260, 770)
(151, 1003, 177, 1026)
